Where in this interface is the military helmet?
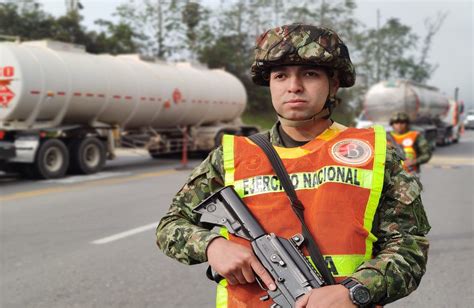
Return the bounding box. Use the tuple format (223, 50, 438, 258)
(390, 112, 410, 124)
(251, 23, 355, 87)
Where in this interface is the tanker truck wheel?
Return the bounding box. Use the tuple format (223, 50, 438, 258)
(69, 137, 106, 174)
(33, 139, 70, 179)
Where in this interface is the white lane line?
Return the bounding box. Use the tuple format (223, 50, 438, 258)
(92, 222, 158, 244)
(43, 172, 132, 184)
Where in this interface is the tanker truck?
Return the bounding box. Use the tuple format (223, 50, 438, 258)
(360, 80, 463, 148)
(0, 40, 258, 179)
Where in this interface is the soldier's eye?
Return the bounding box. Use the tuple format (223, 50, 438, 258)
(272, 73, 285, 80)
(305, 71, 320, 77)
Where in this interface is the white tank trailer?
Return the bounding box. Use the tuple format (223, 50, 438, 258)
(0, 40, 257, 179)
(363, 80, 463, 147)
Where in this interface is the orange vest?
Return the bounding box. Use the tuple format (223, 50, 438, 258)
(390, 131, 419, 173)
(216, 124, 386, 308)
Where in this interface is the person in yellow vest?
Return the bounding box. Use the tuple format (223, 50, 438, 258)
(156, 24, 430, 308)
(389, 112, 432, 174)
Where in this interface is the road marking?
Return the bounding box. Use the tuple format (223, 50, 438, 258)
(92, 222, 158, 244)
(43, 172, 131, 184)
(428, 157, 474, 166)
(0, 169, 179, 202)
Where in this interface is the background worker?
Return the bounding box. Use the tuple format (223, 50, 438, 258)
(389, 112, 432, 173)
(156, 24, 430, 308)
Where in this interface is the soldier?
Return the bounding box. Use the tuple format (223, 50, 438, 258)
(156, 24, 430, 308)
(389, 112, 432, 174)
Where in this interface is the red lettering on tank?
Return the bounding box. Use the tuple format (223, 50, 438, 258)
(172, 88, 182, 104)
(57, 92, 66, 96)
(0, 82, 15, 107)
(0, 66, 14, 78)
(164, 101, 171, 109)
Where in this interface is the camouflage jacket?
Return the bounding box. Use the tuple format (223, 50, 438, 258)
(413, 133, 432, 165)
(156, 122, 431, 305)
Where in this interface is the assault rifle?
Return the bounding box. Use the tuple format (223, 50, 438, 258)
(193, 186, 326, 308)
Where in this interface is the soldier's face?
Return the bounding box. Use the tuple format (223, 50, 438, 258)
(392, 122, 408, 134)
(269, 66, 338, 121)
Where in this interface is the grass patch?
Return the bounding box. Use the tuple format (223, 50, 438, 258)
(242, 110, 277, 130)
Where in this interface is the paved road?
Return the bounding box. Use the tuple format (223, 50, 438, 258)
(1, 131, 473, 307)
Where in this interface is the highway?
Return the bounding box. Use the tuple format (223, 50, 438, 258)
(1, 131, 473, 308)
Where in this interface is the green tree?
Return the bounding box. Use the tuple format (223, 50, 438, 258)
(90, 20, 140, 54)
(114, 0, 189, 59)
(0, 1, 56, 40)
(355, 13, 446, 86)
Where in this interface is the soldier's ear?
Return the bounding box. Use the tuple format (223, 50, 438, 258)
(330, 74, 340, 96)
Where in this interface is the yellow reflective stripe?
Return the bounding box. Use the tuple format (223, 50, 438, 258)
(216, 279, 228, 308)
(325, 255, 367, 277)
(363, 125, 386, 259)
(233, 166, 373, 198)
(222, 135, 235, 186)
(216, 228, 230, 307)
(219, 227, 229, 239)
(306, 254, 367, 277)
(271, 123, 346, 159)
(273, 146, 310, 159)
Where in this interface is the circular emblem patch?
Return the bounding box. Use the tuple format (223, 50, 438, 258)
(330, 139, 373, 166)
(402, 138, 413, 147)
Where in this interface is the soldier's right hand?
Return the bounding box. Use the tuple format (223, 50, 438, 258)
(206, 237, 276, 290)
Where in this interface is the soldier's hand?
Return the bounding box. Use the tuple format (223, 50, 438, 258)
(206, 237, 276, 290)
(295, 285, 356, 308)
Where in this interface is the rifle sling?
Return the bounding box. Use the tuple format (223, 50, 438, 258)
(248, 133, 336, 285)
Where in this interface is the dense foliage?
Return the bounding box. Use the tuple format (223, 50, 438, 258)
(0, 0, 445, 123)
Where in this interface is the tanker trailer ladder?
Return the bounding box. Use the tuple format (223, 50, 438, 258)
(144, 127, 191, 159)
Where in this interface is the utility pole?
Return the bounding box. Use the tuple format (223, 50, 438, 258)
(65, 0, 82, 14)
(375, 9, 381, 82)
(157, 0, 162, 58)
(320, 0, 326, 26)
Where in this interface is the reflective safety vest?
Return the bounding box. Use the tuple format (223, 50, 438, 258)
(216, 124, 386, 308)
(390, 131, 419, 173)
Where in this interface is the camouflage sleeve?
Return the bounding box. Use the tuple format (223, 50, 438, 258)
(414, 133, 432, 165)
(350, 146, 431, 305)
(156, 146, 225, 265)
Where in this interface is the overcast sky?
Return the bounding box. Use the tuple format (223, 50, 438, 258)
(37, 0, 473, 106)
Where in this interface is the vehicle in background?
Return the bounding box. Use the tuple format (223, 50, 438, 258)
(0, 40, 258, 179)
(360, 80, 464, 149)
(464, 109, 474, 129)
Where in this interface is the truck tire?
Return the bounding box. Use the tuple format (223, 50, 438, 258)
(69, 137, 106, 174)
(33, 139, 69, 179)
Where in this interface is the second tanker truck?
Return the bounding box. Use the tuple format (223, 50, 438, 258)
(0, 40, 258, 179)
(360, 80, 463, 148)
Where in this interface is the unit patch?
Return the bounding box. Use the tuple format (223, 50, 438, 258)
(402, 138, 413, 147)
(330, 139, 373, 166)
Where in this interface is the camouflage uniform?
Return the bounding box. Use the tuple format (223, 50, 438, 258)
(156, 24, 430, 306)
(411, 134, 432, 166)
(156, 122, 431, 306)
